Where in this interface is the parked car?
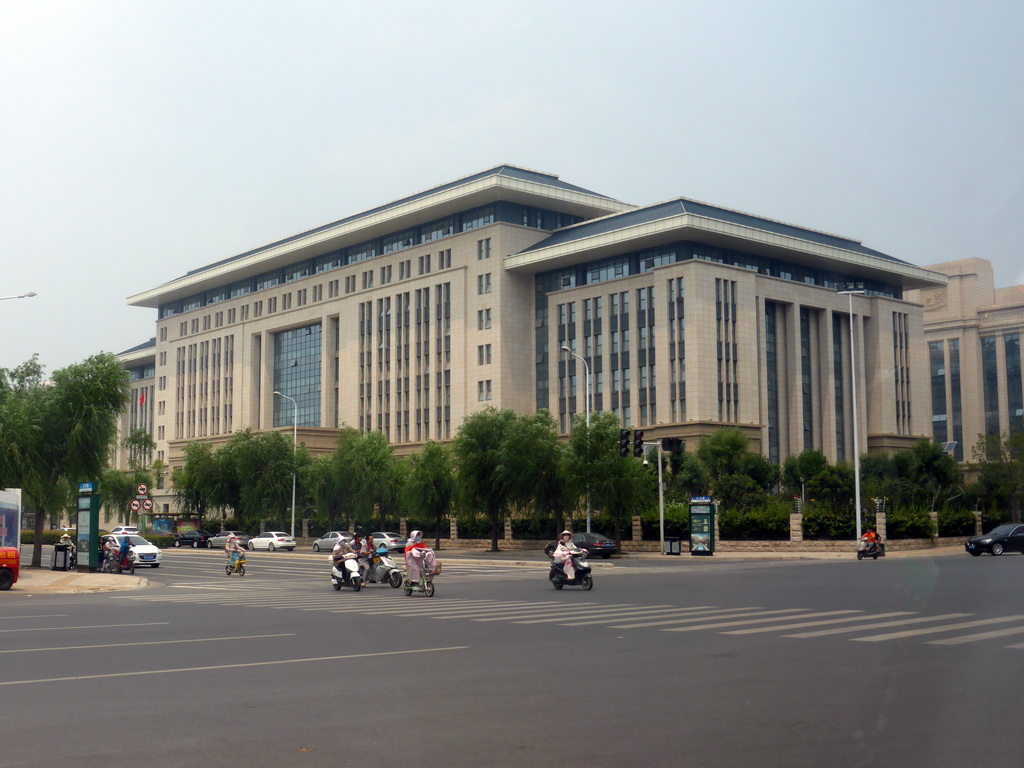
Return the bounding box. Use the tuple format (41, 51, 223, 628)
(573, 532, 620, 559)
(111, 534, 162, 568)
(207, 531, 251, 549)
(965, 523, 1024, 556)
(312, 531, 353, 552)
(174, 530, 213, 548)
(110, 526, 140, 536)
(247, 531, 296, 551)
(370, 531, 406, 552)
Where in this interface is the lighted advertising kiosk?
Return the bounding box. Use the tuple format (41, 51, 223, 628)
(76, 481, 101, 572)
(689, 496, 715, 556)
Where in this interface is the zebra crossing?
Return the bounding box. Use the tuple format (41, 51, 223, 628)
(112, 584, 1024, 651)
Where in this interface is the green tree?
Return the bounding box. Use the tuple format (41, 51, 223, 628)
(972, 432, 1024, 523)
(0, 354, 129, 567)
(100, 467, 153, 527)
(452, 407, 519, 551)
(501, 410, 572, 533)
(570, 412, 650, 541)
(216, 429, 297, 532)
(402, 441, 455, 549)
(172, 441, 223, 531)
(122, 428, 156, 472)
(339, 431, 403, 531)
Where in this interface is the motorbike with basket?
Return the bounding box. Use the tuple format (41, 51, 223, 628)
(225, 550, 247, 576)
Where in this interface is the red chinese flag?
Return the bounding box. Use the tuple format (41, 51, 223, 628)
(139, 391, 146, 406)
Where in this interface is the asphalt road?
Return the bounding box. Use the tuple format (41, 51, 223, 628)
(3, 549, 1023, 767)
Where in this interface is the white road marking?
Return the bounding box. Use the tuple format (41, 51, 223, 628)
(608, 607, 791, 629)
(0, 633, 296, 654)
(852, 615, 1024, 642)
(0, 645, 469, 687)
(786, 614, 972, 638)
(663, 610, 857, 633)
(724, 612, 914, 634)
(0, 622, 169, 634)
(523, 606, 714, 626)
(927, 626, 1024, 645)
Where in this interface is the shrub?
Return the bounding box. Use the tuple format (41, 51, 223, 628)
(802, 506, 855, 540)
(405, 519, 451, 539)
(640, 502, 690, 540)
(938, 507, 975, 537)
(456, 515, 491, 539)
(718, 505, 790, 540)
(886, 507, 934, 539)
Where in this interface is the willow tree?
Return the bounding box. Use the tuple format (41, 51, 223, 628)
(0, 353, 129, 567)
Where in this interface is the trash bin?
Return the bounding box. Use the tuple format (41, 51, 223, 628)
(52, 543, 71, 571)
(664, 537, 681, 555)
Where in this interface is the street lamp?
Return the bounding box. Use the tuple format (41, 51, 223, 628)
(273, 391, 298, 539)
(561, 345, 592, 533)
(0, 291, 37, 301)
(837, 283, 866, 539)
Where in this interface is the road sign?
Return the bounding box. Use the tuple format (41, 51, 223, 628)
(142, 499, 154, 511)
(136, 483, 148, 496)
(130, 499, 142, 512)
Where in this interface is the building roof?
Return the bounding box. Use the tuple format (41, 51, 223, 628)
(128, 165, 629, 308)
(117, 338, 156, 356)
(522, 198, 902, 263)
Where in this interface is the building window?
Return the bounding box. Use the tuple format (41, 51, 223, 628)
(477, 380, 492, 401)
(477, 308, 492, 330)
(477, 273, 492, 295)
(929, 340, 947, 444)
(1006, 333, 1023, 433)
(274, 323, 322, 428)
(478, 344, 492, 365)
(477, 238, 491, 260)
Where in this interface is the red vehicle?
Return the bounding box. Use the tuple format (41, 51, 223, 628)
(0, 547, 20, 590)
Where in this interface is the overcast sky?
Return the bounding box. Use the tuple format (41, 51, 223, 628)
(2, 0, 1021, 374)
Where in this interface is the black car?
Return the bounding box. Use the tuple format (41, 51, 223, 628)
(174, 530, 213, 548)
(965, 524, 1024, 556)
(573, 532, 620, 559)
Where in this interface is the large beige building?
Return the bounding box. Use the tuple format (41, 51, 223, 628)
(906, 258, 1024, 462)
(123, 166, 946, 501)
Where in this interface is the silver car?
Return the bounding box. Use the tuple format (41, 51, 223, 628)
(312, 531, 353, 552)
(207, 531, 251, 549)
(247, 531, 296, 551)
(370, 531, 406, 552)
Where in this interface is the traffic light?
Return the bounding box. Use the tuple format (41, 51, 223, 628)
(633, 430, 645, 458)
(618, 429, 631, 457)
(661, 437, 682, 453)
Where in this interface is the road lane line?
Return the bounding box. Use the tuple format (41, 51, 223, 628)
(663, 610, 856, 633)
(608, 607, 786, 629)
(0, 633, 296, 654)
(0, 645, 470, 687)
(927, 626, 1024, 645)
(724, 612, 914, 634)
(525, 606, 717, 626)
(852, 615, 1024, 642)
(785, 613, 972, 638)
(0, 622, 169, 634)
(0, 615, 68, 620)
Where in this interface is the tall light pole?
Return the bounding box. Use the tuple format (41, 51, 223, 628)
(562, 345, 592, 532)
(273, 391, 297, 539)
(837, 283, 866, 539)
(0, 291, 37, 301)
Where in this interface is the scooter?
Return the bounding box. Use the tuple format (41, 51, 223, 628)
(856, 539, 881, 560)
(225, 551, 247, 576)
(547, 550, 593, 590)
(363, 546, 403, 588)
(331, 552, 362, 592)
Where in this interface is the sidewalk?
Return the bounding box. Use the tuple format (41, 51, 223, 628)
(7, 567, 149, 595)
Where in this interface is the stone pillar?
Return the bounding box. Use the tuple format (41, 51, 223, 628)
(973, 509, 982, 536)
(400, 519, 407, 538)
(928, 510, 939, 539)
(302, 518, 309, 538)
(450, 516, 458, 542)
(504, 515, 512, 543)
(876, 512, 887, 542)
(632, 515, 642, 542)
(790, 513, 803, 542)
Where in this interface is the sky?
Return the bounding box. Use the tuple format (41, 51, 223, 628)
(2, 0, 1022, 374)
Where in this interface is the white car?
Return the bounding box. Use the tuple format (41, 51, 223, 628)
(370, 531, 406, 552)
(111, 534, 162, 568)
(247, 531, 296, 551)
(110, 526, 140, 536)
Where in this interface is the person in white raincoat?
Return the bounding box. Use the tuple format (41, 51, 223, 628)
(552, 530, 582, 580)
(404, 530, 436, 583)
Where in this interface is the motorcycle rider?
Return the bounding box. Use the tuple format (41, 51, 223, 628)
(351, 533, 369, 581)
(225, 533, 245, 569)
(859, 527, 880, 556)
(117, 534, 133, 570)
(404, 530, 436, 584)
(553, 530, 583, 580)
(332, 535, 358, 584)
(102, 536, 118, 572)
